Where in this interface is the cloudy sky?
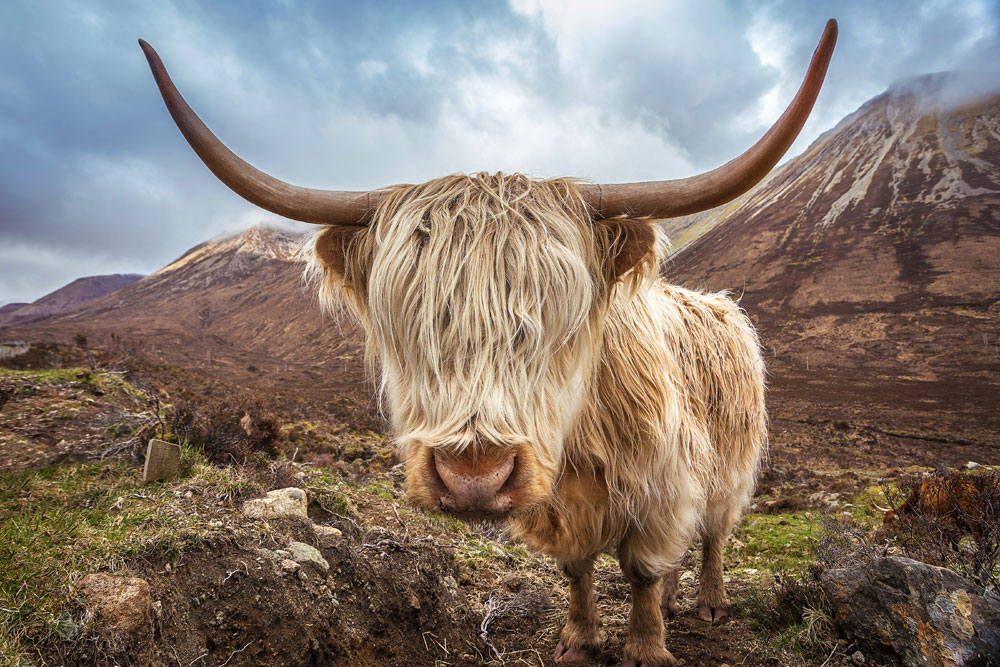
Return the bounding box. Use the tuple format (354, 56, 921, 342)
(1, 0, 999, 305)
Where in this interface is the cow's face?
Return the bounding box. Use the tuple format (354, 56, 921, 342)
(311, 173, 657, 520)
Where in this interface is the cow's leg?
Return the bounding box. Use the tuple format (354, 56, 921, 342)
(618, 545, 676, 667)
(660, 568, 679, 620)
(554, 555, 602, 663)
(697, 507, 737, 622)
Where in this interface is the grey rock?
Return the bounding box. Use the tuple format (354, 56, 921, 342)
(241, 487, 308, 520)
(314, 524, 343, 542)
(822, 557, 1000, 666)
(288, 541, 329, 573)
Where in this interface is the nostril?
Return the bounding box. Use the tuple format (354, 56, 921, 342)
(433, 450, 517, 510)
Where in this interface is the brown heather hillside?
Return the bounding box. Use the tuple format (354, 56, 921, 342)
(0, 274, 142, 327)
(0, 227, 373, 424)
(666, 72, 1000, 446)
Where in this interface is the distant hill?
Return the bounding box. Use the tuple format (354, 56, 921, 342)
(0, 226, 372, 422)
(0, 274, 142, 327)
(0, 303, 29, 321)
(666, 72, 1000, 443)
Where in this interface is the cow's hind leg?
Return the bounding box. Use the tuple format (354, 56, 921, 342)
(660, 568, 679, 620)
(697, 507, 738, 622)
(554, 555, 602, 663)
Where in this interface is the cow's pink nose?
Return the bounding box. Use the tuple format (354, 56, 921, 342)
(433, 450, 517, 516)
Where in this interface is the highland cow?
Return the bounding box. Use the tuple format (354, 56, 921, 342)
(879, 474, 996, 545)
(140, 20, 836, 666)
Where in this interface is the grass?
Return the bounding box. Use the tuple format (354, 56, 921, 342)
(730, 513, 822, 574)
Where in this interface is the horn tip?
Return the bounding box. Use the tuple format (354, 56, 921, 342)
(138, 39, 158, 61)
(824, 19, 838, 40)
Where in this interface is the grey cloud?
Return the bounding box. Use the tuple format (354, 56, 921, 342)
(1, 0, 998, 305)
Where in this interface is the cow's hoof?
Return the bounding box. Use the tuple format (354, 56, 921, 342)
(554, 640, 596, 663)
(621, 648, 680, 666)
(697, 603, 728, 622)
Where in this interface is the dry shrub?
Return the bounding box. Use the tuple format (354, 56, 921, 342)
(880, 469, 1000, 593)
(743, 570, 839, 662)
(815, 469, 1000, 595)
(170, 391, 281, 465)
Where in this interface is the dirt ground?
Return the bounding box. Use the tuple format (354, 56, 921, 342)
(2, 345, 997, 666)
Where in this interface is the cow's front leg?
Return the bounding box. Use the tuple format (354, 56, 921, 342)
(619, 564, 676, 667)
(554, 555, 602, 663)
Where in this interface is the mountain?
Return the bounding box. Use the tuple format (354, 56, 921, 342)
(0, 226, 372, 420)
(0, 274, 143, 327)
(665, 72, 1000, 443)
(0, 303, 29, 321)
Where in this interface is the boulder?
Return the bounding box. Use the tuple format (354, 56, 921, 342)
(822, 557, 1000, 666)
(77, 573, 152, 633)
(241, 487, 308, 520)
(288, 541, 329, 573)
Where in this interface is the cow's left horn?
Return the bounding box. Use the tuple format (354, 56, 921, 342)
(581, 19, 837, 220)
(139, 40, 376, 226)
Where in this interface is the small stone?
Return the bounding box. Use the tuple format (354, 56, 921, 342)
(288, 541, 329, 573)
(142, 439, 180, 483)
(851, 651, 865, 664)
(77, 573, 151, 633)
(314, 525, 343, 543)
(280, 559, 300, 574)
(241, 487, 308, 520)
(442, 575, 459, 591)
(965, 461, 981, 470)
(275, 549, 291, 558)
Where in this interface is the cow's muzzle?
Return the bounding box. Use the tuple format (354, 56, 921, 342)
(432, 449, 518, 518)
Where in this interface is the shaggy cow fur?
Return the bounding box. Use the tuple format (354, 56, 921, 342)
(308, 172, 767, 666)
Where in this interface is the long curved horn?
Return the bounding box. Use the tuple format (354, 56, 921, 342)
(581, 19, 837, 219)
(139, 40, 375, 226)
(871, 500, 892, 513)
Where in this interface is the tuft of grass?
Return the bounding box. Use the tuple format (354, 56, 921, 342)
(0, 462, 206, 665)
(0, 451, 262, 665)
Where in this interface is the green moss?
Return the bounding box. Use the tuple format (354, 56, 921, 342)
(730, 513, 820, 573)
(362, 479, 398, 500)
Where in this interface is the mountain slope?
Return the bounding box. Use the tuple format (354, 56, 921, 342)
(0, 227, 372, 420)
(0, 274, 143, 327)
(666, 72, 1000, 443)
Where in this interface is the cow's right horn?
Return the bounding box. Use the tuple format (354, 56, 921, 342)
(139, 40, 377, 226)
